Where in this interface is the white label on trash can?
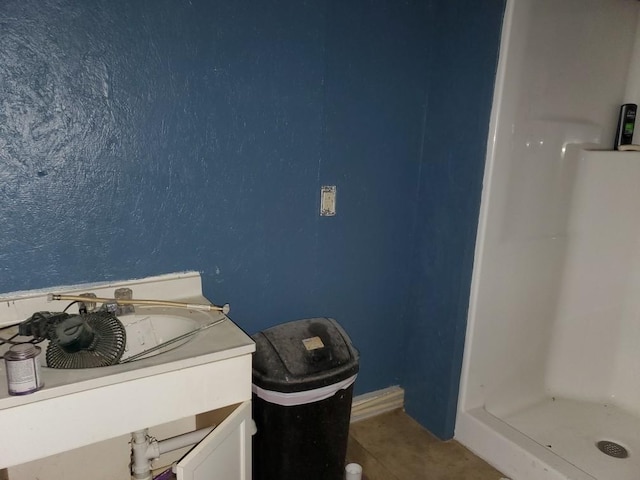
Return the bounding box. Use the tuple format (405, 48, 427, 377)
(302, 336, 324, 351)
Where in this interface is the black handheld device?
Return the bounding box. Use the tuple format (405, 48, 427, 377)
(614, 103, 637, 150)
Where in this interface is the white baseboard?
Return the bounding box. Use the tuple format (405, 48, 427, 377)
(350, 386, 404, 423)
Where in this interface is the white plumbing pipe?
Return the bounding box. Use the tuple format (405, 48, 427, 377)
(130, 426, 216, 480)
(156, 426, 215, 456)
(130, 430, 153, 480)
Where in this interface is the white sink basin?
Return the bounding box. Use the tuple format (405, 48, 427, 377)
(119, 311, 202, 362)
(30, 308, 215, 368)
(2, 303, 239, 389)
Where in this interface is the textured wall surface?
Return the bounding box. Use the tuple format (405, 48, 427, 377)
(0, 0, 504, 438)
(403, 0, 506, 438)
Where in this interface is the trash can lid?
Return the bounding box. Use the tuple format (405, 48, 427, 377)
(252, 317, 359, 393)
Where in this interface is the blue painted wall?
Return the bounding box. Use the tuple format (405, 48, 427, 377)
(0, 0, 504, 439)
(403, 0, 506, 439)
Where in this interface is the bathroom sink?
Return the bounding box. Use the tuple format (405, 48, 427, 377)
(30, 307, 218, 368)
(118, 310, 203, 362)
(1, 301, 248, 394)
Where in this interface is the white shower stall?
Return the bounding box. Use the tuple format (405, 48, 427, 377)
(456, 0, 640, 479)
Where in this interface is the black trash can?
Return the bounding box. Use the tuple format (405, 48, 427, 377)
(251, 317, 359, 480)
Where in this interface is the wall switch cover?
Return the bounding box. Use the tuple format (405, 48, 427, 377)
(320, 185, 336, 216)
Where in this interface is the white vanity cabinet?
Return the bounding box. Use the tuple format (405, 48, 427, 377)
(0, 272, 256, 480)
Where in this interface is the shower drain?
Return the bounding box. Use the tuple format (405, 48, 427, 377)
(596, 440, 629, 459)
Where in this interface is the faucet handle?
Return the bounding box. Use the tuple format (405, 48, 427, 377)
(114, 288, 135, 315)
(78, 292, 97, 312)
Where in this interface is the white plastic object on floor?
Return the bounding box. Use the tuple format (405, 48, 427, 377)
(345, 463, 362, 480)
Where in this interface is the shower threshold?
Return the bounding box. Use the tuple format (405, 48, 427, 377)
(500, 397, 640, 480)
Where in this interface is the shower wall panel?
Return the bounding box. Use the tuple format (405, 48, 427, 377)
(459, 0, 638, 419)
(546, 151, 640, 415)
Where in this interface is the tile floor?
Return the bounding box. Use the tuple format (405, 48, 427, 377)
(347, 409, 506, 480)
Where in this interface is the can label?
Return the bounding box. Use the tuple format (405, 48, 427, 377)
(5, 350, 43, 395)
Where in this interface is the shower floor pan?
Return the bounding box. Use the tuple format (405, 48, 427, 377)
(502, 397, 640, 480)
(457, 398, 640, 480)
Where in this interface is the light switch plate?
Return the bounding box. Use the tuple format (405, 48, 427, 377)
(320, 185, 336, 216)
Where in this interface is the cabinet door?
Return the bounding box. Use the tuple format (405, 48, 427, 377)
(176, 401, 252, 480)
